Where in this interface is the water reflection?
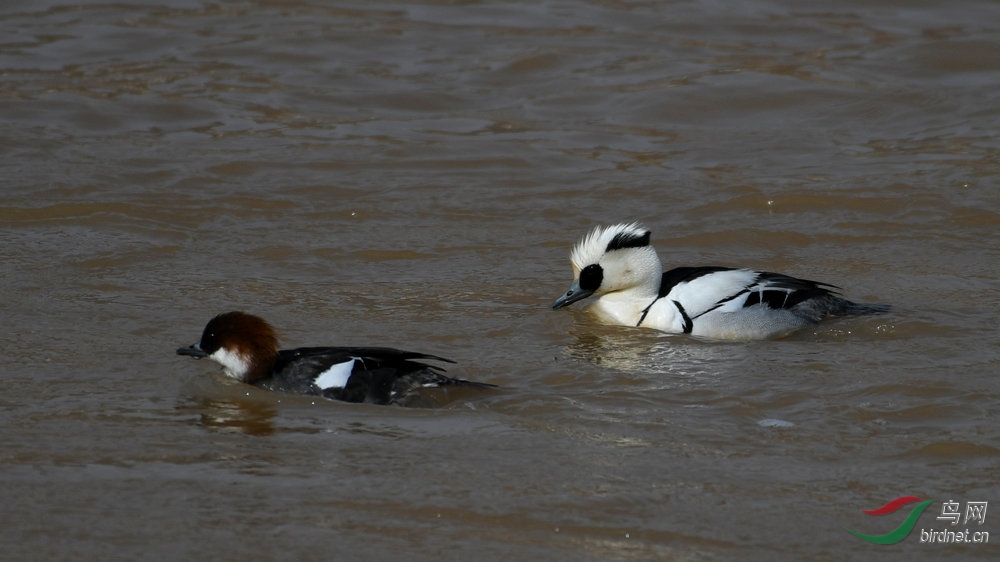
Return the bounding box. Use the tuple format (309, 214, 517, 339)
(174, 374, 498, 437)
(192, 397, 278, 436)
(563, 315, 732, 384)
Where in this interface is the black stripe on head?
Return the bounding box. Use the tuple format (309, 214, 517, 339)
(606, 229, 651, 252)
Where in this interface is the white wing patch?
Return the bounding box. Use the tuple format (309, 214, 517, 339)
(314, 358, 358, 390)
(668, 269, 759, 318)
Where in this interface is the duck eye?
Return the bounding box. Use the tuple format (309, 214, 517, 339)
(201, 330, 218, 349)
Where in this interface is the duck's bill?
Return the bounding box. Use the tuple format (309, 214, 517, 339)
(552, 279, 594, 309)
(176, 343, 208, 359)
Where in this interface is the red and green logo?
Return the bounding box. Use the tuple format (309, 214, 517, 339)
(845, 496, 935, 544)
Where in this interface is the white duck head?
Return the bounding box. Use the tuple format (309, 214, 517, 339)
(552, 222, 663, 309)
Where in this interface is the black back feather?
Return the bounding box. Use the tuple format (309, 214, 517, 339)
(658, 267, 735, 298)
(265, 347, 491, 405)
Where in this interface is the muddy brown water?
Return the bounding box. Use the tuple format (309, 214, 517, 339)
(2, 1, 998, 560)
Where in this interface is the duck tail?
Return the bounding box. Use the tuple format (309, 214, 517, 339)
(794, 294, 890, 323)
(832, 299, 891, 317)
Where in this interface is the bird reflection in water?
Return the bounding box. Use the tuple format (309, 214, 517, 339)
(193, 397, 278, 436)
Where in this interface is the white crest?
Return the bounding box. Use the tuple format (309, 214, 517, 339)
(570, 222, 649, 271)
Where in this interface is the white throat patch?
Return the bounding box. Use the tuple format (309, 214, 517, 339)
(209, 347, 251, 381)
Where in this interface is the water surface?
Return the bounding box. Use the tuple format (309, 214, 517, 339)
(2, 1, 998, 560)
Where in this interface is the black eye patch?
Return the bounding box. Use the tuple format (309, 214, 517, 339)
(200, 328, 219, 352)
(579, 264, 604, 291)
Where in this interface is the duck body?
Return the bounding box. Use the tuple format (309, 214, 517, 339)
(553, 223, 889, 340)
(263, 346, 468, 404)
(177, 311, 495, 406)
